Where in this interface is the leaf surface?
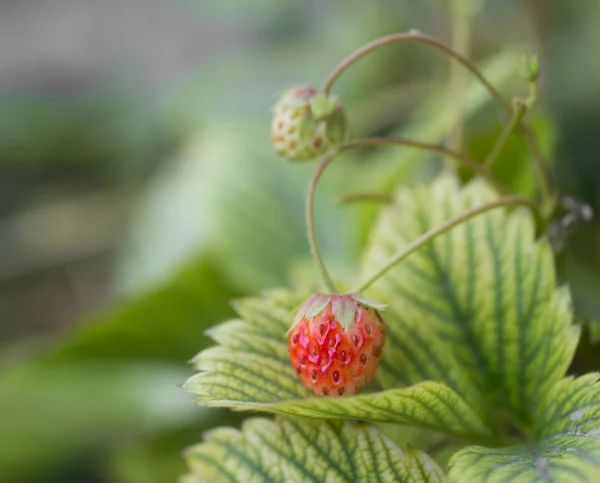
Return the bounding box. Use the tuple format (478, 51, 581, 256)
(183, 417, 446, 483)
(362, 176, 579, 428)
(449, 374, 600, 482)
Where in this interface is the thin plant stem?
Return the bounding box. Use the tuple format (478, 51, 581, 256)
(357, 196, 543, 293)
(345, 137, 509, 195)
(307, 155, 339, 294)
(306, 137, 509, 293)
(338, 191, 393, 205)
(484, 100, 527, 170)
(321, 30, 555, 210)
(447, 0, 479, 154)
(322, 31, 508, 108)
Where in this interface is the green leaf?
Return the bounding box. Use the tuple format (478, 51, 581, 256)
(0, 257, 237, 480)
(182, 417, 446, 483)
(576, 314, 600, 345)
(47, 256, 238, 362)
(361, 176, 580, 430)
(115, 122, 357, 295)
(0, 362, 199, 482)
(108, 413, 246, 483)
(463, 112, 555, 198)
(591, 322, 600, 345)
(448, 374, 600, 482)
(184, 290, 492, 441)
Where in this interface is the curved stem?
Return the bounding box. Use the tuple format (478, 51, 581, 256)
(321, 30, 555, 209)
(307, 154, 339, 294)
(322, 30, 508, 109)
(357, 196, 543, 292)
(306, 137, 509, 293)
(345, 137, 509, 195)
(484, 99, 527, 170)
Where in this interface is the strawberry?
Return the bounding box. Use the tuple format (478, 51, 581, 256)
(270, 86, 347, 162)
(288, 293, 386, 397)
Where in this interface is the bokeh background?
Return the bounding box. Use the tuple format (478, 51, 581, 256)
(1, 1, 599, 482)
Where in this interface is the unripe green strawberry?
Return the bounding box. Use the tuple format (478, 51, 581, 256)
(270, 86, 347, 162)
(288, 293, 386, 397)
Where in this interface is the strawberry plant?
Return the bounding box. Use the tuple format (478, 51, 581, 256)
(179, 20, 600, 483)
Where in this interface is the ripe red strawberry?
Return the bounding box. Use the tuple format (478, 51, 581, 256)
(288, 293, 386, 397)
(270, 86, 347, 162)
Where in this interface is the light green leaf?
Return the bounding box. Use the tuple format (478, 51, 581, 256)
(182, 417, 446, 483)
(184, 290, 492, 441)
(448, 374, 600, 482)
(361, 176, 580, 429)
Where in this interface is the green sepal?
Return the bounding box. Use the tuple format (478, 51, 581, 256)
(332, 296, 357, 331)
(351, 293, 387, 312)
(297, 116, 315, 142)
(325, 108, 347, 146)
(305, 294, 332, 318)
(309, 93, 338, 120)
(287, 294, 332, 335)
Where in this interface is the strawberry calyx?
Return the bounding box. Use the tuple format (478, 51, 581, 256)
(291, 293, 387, 332)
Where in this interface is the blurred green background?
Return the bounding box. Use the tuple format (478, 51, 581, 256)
(1, 1, 600, 481)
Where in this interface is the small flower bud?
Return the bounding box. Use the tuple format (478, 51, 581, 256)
(519, 55, 541, 82)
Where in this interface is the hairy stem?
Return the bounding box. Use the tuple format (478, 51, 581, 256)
(321, 30, 555, 210)
(322, 30, 507, 108)
(306, 156, 339, 294)
(306, 137, 508, 293)
(357, 196, 543, 292)
(345, 137, 509, 195)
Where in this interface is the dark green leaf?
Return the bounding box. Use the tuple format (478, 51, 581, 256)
(463, 112, 554, 198)
(48, 257, 238, 362)
(0, 363, 199, 482)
